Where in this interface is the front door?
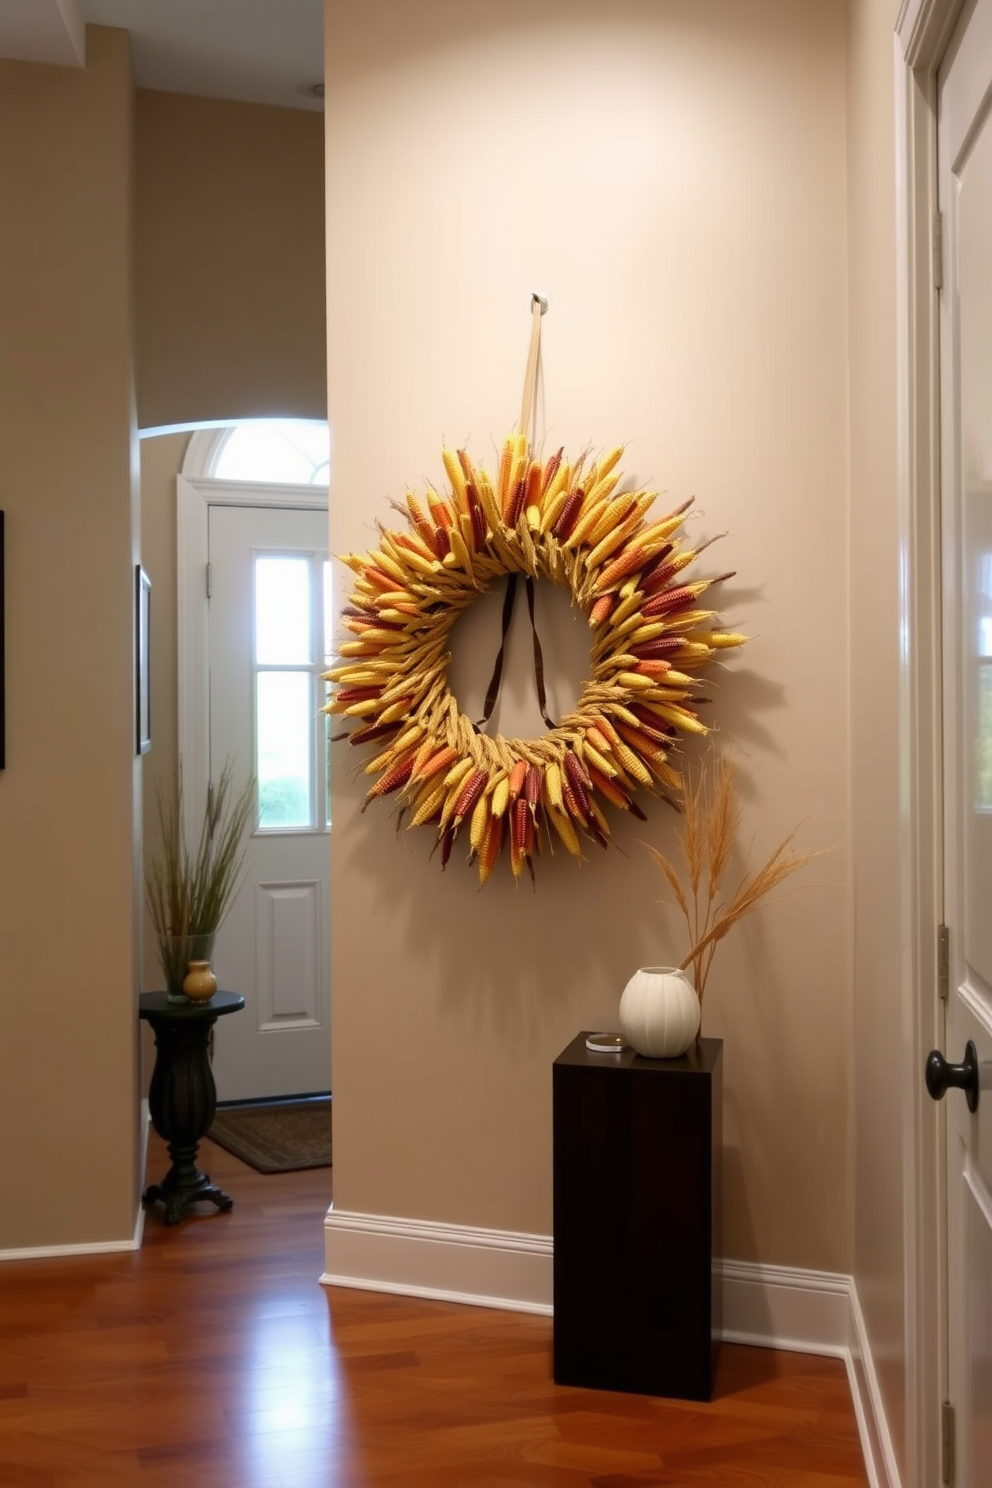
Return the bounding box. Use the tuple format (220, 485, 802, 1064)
(207, 503, 331, 1102)
(937, 2, 992, 1478)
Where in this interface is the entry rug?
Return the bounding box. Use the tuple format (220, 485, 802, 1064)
(207, 1098, 332, 1173)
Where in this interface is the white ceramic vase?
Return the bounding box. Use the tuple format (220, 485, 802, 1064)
(618, 966, 700, 1058)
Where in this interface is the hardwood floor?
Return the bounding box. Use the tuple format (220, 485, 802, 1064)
(0, 1132, 868, 1487)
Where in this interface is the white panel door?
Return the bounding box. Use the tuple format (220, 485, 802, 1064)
(937, 3, 992, 1479)
(207, 503, 331, 1102)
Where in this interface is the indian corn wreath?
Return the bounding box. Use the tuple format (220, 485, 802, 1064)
(323, 303, 747, 886)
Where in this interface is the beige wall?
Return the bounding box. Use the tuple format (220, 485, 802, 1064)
(326, 0, 853, 1268)
(135, 91, 326, 431)
(137, 431, 189, 998)
(0, 28, 139, 1248)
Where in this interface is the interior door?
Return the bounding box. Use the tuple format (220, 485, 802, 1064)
(936, 3, 992, 1479)
(207, 503, 331, 1102)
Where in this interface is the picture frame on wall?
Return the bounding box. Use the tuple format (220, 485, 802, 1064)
(135, 564, 151, 755)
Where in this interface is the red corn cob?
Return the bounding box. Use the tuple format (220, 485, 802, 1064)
(362, 755, 415, 812)
(347, 719, 400, 747)
(452, 768, 488, 827)
(525, 765, 542, 824)
(639, 555, 689, 597)
(641, 584, 698, 619)
(552, 488, 584, 540)
(440, 826, 455, 870)
(466, 481, 486, 550)
(541, 447, 564, 495)
(563, 747, 592, 792)
(562, 781, 588, 823)
(510, 795, 529, 878)
(634, 544, 674, 590)
(629, 636, 684, 660)
(505, 475, 527, 526)
(335, 687, 382, 705)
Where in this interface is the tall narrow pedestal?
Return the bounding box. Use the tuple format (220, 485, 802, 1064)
(552, 1032, 723, 1401)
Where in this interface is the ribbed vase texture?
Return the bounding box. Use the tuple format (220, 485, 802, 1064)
(618, 966, 700, 1058)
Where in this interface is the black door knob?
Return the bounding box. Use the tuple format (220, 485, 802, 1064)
(925, 1041, 979, 1113)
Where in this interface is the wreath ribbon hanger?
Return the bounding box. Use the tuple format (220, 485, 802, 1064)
(476, 293, 555, 733)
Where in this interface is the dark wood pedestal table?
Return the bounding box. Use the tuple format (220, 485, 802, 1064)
(139, 991, 245, 1226)
(553, 1031, 723, 1401)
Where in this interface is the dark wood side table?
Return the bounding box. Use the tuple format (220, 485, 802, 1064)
(139, 991, 245, 1226)
(552, 1031, 723, 1401)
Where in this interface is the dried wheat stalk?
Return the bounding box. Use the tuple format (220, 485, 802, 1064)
(648, 746, 822, 1004)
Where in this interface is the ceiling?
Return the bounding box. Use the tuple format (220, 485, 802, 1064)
(0, 0, 324, 112)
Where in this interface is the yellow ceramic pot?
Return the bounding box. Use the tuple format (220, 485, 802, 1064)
(182, 960, 218, 1003)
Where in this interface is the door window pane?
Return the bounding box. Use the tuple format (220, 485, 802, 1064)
(257, 671, 312, 828)
(256, 558, 310, 665)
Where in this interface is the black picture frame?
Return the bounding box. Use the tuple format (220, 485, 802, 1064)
(136, 564, 151, 755)
(0, 511, 5, 770)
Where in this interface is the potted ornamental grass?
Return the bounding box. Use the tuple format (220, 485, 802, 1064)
(146, 761, 255, 1001)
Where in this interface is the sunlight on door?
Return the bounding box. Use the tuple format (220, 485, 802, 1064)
(254, 554, 332, 830)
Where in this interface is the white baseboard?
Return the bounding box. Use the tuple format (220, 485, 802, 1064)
(322, 1212, 900, 1488)
(322, 1207, 554, 1315)
(0, 1100, 150, 1262)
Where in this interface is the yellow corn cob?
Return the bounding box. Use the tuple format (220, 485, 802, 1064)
(469, 789, 490, 853)
(368, 549, 410, 586)
(442, 447, 469, 516)
(565, 495, 612, 549)
(583, 740, 617, 778)
(583, 506, 646, 569)
(614, 671, 659, 693)
(644, 702, 708, 735)
(588, 797, 612, 837)
(443, 755, 475, 791)
(491, 774, 511, 819)
(324, 667, 385, 688)
(548, 805, 583, 857)
(342, 697, 384, 718)
(378, 697, 416, 725)
(409, 779, 449, 827)
(608, 739, 653, 786)
(590, 445, 624, 487)
(475, 468, 502, 532)
(447, 523, 475, 582)
(692, 630, 749, 649)
(544, 760, 564, 812)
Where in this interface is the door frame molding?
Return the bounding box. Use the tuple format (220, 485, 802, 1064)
(177, 428, 328, 838)
(895, 2, 966, 1483)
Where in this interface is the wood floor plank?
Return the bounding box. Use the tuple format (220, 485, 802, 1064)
(0, 1133, 869, 1487)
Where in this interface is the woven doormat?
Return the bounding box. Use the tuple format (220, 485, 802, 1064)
(207, 1098, 332, 1173)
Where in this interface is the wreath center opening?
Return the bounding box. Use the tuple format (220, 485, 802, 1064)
(446, 576, 591, 739)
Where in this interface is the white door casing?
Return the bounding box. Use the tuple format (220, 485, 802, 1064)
(177, 458, 330, 1102)
(937, 2, 992, 1478)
